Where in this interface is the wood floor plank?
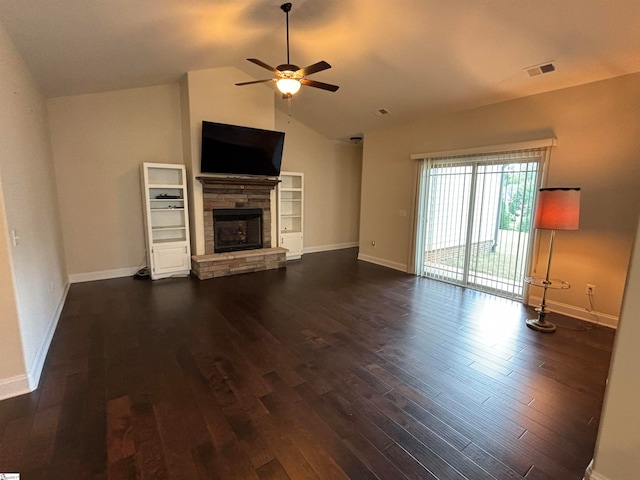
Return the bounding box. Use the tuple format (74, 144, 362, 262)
(335, 377, 495, 480)
(0, 248, 615, 479)
(129, 401, 169, 480)
(255, 458, 291, 480)
(0, 415, 32, 471)
(253, 414, 323, 480)
(292, 382, 401, 480)
(461, 442, 523, 480)
(262, 370, 376, 480)
(106, 396, 135, 466)
(382, 443, 439, 480)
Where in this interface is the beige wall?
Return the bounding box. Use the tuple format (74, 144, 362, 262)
(590, 212, 640, 480)
(181, 67, 275, 255)
(360, 73, 640, 321)
(0, 180, 25, 388)
(276, 110, 362, 250)
(48, 84, 184, 278)
(0, 19, 67, 397)
(46, 66, 362, 277)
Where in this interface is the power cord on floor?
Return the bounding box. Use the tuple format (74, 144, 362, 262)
(556, 291, 600, 331)
(133, 266, 150, 279)
(584, 290, 601, 325)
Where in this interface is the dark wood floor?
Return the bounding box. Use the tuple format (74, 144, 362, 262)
(0, 248, 616, 479)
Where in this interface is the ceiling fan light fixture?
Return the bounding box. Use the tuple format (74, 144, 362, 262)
(276, 76, 301, 95)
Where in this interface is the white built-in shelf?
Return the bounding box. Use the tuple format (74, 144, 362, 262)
(141, 162, 191, 279)
(278, 172, 304, 260)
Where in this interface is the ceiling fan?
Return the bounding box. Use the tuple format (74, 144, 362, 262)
(235, 2, 339, 98)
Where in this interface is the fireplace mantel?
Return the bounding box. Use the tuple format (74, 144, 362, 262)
(197, 176, 280, 189)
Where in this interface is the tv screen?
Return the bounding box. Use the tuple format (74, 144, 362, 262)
(200, 121, 285, 177)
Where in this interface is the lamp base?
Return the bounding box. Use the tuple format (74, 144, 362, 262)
(526, 318, 557, 333)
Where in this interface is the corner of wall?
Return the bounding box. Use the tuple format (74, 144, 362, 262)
(357, 252, 408, 272)
(584, 460, 612, 480)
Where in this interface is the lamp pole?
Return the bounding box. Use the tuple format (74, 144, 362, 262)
(534, 229, 556, 330)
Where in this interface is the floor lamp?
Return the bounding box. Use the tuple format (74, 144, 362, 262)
(526, 187, 581, 333)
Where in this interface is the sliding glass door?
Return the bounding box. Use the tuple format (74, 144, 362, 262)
(415, 149, 546, 299)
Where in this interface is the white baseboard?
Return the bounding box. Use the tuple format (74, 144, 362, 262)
(528, 296, 618, 329)
(27, 281, 70, 390)
(357, 253, 407, 272)
(583, 460, 611, 480)
(0, 373, 31, 401)
(0, 281, 69, 401)
(303, 242, 359, 254)
(69, 266, 140, 283)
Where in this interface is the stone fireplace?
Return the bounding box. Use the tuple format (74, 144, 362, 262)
(191, 176, 287, 279)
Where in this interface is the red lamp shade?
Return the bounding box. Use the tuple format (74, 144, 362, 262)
(534, 187, 581, 230)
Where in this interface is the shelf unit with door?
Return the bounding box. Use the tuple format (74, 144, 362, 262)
(141, 162, 191, 279)
(278, 171, 304, 260)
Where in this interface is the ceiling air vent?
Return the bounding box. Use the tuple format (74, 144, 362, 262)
(526, 61, 556, 77)
(374, 108, 390, 117)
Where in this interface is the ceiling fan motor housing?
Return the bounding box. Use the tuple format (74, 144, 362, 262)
(277, 63, 300, 72)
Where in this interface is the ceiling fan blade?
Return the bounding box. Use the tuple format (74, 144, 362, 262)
(235, 79, 274, 86)
(296, 61, 331, 77)
(301, 78, 339, 92)
(247, 58, 279, 74)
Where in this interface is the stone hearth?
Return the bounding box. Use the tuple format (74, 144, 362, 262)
(192, 176, 286, 279)
(191, 247, 287, 279)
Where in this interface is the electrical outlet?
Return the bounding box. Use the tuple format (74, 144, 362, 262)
(586, 284, 596, 295)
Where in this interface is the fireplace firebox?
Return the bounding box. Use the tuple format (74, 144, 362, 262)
(213, 208, 263, 253)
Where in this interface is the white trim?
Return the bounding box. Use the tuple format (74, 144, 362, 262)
(0, 373, 31, 401)
(528, 296, 618, 329)
(303, 242, 358, 254)
(0, 281, 70, 400)
(357, 253, 407, 272)
(583, 460, 611, 480)
(411, 138, 557, 160)
(69, 266, 141, 283)
(26, 281, 70, 390)
(584, 472, 610, 480)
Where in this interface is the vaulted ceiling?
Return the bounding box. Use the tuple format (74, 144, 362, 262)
(2, 0, 640, 140)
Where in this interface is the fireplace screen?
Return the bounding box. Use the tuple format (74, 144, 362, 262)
(213, 208, 263, 253)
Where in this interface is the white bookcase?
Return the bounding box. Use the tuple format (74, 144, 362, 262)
(141, 162, 191, 279)
(278, 171, 304, 260)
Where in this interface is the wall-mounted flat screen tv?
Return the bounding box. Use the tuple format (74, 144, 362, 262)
(200, 121, 285, 177)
